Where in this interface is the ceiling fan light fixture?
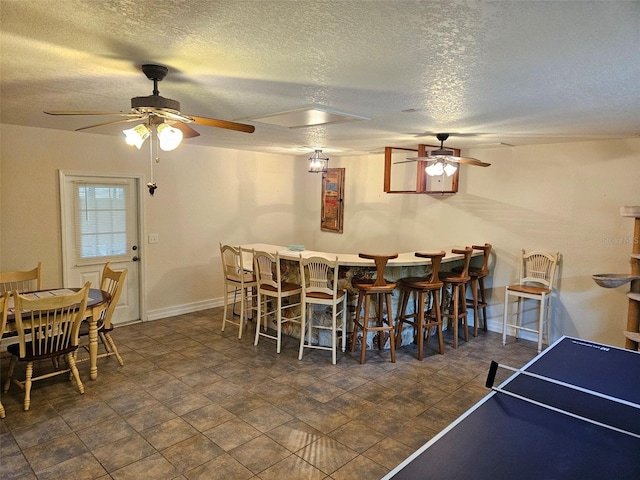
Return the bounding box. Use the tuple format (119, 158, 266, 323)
(123, 124, 151, 149)
(157, 123, 183, 151)
(444, 162, 458, 177)
(308, 149, 329, 173)
(426, 161, 444, 176)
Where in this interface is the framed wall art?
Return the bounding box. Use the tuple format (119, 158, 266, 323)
(321, 168, 345, 233)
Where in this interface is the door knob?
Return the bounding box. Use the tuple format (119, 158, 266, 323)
(132, 256, 139, 262)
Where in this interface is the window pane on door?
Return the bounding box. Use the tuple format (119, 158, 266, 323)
(74, 184, 128, 261)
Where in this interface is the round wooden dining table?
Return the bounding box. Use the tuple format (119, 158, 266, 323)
(5, 287, 111, 380)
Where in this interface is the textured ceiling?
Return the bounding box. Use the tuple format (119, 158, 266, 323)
(1, 0, 639, 156)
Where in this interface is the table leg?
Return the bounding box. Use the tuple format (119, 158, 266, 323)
(88, 306, 101, 380)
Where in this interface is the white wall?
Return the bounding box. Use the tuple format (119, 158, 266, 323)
(2, 123, 639, 347)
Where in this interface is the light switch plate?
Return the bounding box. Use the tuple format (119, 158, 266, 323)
(148, 233, 159, 244)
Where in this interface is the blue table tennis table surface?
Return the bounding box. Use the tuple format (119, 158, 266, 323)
(383, 336, 640, 480)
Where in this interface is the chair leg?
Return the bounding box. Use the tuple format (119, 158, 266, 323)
(102, 332, 124, 366)
(502, 289, 510, 346)
(341, 299, 347, 353)
(221, 283, 230, 332)
(433, 290, 444, 354)
(451, 284, 459, 349)
(331, 308, 337, 365)
(360, 294, 370, 364)
(385, 292, 396, 363)
(537, 294, 546, 353)
(298, 302, 307, 360)
(460, 285, 469, 343)
(350, 293, 364, 354)
(276, 297, 283, 354)
(416, 290, 425, 361)
(470, 278, 479, 337)
(23, 362, 33, 411)
(478, 277, 488, 332)
(254, 293, 262, 346)
(67, 352, 85, 395)
(395, 288, 409, 349)
(3, 357, 16, 393)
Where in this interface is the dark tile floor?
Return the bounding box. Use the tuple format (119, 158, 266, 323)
(0, 308, 538, 479)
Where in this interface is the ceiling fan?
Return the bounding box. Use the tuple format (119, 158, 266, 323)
(44, 64, 255, 138)
(399, 133, 491, 168)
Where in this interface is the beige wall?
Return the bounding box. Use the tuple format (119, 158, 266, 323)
(2, 123, 639, 347)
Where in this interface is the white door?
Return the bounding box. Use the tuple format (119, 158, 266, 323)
(60, 172, 142, 325)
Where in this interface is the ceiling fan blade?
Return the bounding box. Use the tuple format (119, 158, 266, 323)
(190, 115, 255, 133)
(403, 156, 491, 167)
(44, 110, 139, 117)
(75, 116, 146, 131)
(454, 156, 491, 167)
(169, 121, 200, 138)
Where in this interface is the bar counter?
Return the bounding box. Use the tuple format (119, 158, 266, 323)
(239, 243, 480, 351)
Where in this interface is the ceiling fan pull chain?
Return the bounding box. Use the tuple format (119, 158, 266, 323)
(147, 131, 158, 196)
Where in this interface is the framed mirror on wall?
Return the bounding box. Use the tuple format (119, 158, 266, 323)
(384, 145, 459, 195)
(321, 168, 345, 233)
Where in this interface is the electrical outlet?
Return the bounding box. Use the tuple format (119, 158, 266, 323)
(148, 233, 159, 244)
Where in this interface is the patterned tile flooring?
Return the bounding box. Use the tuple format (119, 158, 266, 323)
(0, 307, 538, 479)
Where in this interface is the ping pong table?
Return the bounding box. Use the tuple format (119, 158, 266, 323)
(383, 336, 640, 479)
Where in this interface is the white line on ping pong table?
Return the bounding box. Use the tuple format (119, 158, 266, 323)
(490, 386, 640, 439)
(495, 362, 640, 411)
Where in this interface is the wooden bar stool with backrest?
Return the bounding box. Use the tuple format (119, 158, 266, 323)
(395, 251, 446, 360)
(220, 244, 257, 339)
(439, 247, 473, 349)
(460, 244, 492, 337)
(298, 255, 347, 365)
(253, 250, 303, 354)
(350, 253, 398, 364)
(503, 249, 561, 353)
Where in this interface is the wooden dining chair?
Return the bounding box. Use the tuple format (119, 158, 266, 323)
(4, 283, 90, 411)
(0, 292, 9, 418)
(76, 263, 127, 366)
(0, 262, 42, 294)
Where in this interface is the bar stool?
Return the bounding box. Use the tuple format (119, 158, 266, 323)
(439, 247, 473, 349)
(350, 253, 398, 364)
(395, 251, 446, 360)
(457, 243, 492, 337)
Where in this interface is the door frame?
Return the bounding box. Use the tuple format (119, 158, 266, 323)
(59, 170, 146, 323)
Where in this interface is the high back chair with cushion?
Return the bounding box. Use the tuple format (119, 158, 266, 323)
(503, 249, 561, 352)
(77, 263, 127, 366)
(253, 250, 302, 354)
(298, 255, 347, 365)
(350, 253, 398, 364)
(395, 251, 446, 360)
(220, 244, 257, 339)
(4, 283, 90, 411)
(439, 247, 473, 349)
(0, 262, 42, 294)
(0, 292, 9, 418)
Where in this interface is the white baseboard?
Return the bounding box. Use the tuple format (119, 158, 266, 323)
(146, 297, 226, 321)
